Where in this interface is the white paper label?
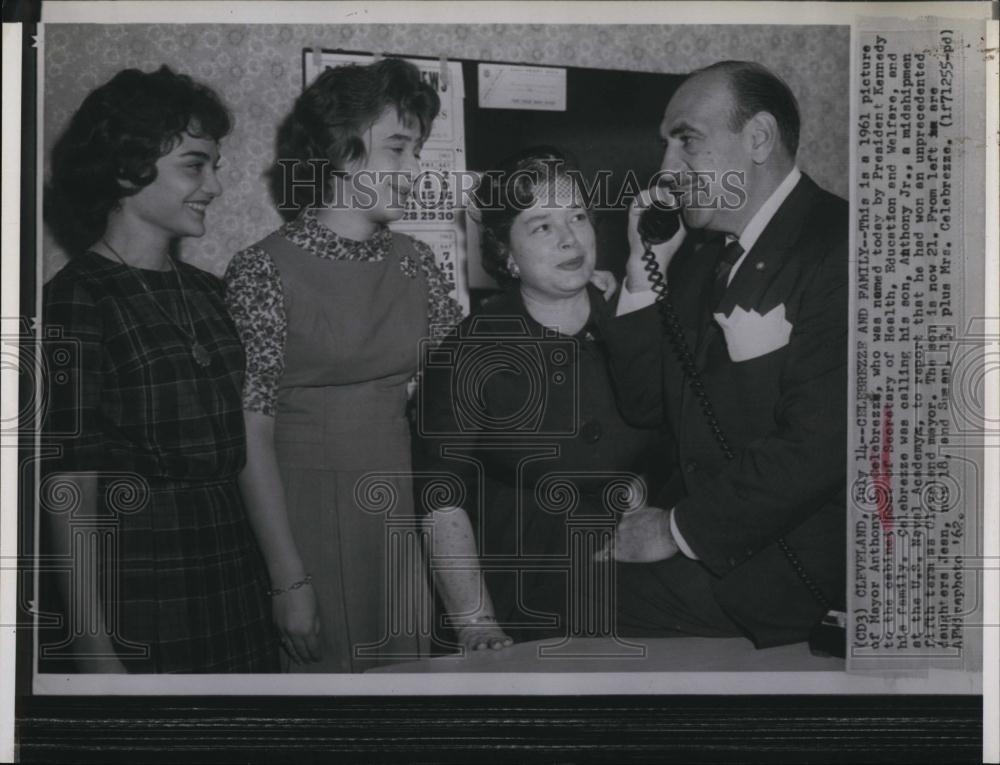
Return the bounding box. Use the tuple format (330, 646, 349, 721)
(478, 64, 567, 111)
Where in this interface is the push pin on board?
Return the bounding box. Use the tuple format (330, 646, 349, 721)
(439, 55, 449, 92)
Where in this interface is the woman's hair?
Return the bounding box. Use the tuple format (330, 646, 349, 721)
(46, 65, 232, 254)
(472, 146, 587, 285)
(274, 57, 440, 211)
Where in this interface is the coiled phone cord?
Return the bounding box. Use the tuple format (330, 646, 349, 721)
(640, 241, 832, 611)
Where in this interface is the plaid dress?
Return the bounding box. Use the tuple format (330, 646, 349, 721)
(40, 251, 278, 674)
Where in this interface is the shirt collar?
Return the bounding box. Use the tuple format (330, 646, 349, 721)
(283, 207, 393, 260)
(735, 166, 802, 254)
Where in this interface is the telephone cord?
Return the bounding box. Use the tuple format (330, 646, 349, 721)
(640, 243, 831, 611)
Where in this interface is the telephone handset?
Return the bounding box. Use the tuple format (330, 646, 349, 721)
(637, 203, 682, 246)
(637, 194, 845, 657)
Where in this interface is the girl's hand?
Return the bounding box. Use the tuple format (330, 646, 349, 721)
(79, 654, 128, 674)
(72, 630, 129, 673)
(272, 582, 322, 664)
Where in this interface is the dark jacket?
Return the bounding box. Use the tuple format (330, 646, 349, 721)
(600, 174, 848, 647)
(415, 284, 670, 639)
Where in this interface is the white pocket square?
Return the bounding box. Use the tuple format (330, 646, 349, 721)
(713, 304, 793, 362)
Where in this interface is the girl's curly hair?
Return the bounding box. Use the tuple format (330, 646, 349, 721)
(46, 65, 232, 254)
(273, 57, 440, 212)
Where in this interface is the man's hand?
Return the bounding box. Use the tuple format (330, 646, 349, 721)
(624, 188, 686, 293)
(596, 506, 680, 563)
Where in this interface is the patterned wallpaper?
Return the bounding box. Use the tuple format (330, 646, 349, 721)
(42, 23, 850, 280)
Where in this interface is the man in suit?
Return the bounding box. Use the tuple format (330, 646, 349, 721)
(599, 61, 848, 647)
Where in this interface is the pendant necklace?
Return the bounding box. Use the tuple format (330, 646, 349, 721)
(101, 239, 211, 368)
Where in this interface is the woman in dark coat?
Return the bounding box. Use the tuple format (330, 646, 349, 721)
(416, 148, 668, 651)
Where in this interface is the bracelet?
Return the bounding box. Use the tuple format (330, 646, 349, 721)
(267, 574, 312, 597)
(454, 614, 497, 629)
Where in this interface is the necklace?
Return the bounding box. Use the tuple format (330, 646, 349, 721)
(101, 239, 211, 367)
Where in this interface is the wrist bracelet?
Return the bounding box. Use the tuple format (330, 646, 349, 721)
(267, 574, 312, 597)
(454, 614, 496, 629)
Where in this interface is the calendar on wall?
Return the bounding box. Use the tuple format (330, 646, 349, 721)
(302, 50, 691, 307)
(303, 49, 470, 314)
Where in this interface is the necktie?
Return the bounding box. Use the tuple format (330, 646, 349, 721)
(711, 238, 745, 308)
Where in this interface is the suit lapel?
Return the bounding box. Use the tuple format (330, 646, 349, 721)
(715, 174, 821, 319)
(669, 174, 824, 374)
(662, 233, 725, 371)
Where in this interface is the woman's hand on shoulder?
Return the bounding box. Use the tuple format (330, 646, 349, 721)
(589, 270, 618, 300)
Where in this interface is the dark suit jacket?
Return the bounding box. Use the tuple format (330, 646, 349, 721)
(600, 173, 848, 647)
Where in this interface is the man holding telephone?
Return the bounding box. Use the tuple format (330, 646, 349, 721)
(598, 61, 848, 648)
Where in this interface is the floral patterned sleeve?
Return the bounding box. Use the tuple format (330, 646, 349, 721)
(223, 244, 286, 417)
(412, 238, 465, 345)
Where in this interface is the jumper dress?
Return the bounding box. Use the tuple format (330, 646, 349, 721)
(262, 231, 431, 672)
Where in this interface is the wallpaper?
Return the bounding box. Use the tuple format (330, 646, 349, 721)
(42, 23, 850, 280)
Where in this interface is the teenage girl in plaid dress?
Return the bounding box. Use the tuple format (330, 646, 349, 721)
(41, 67, 278, 673)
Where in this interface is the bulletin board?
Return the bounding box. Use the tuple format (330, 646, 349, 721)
(303, 49, 684, 304)
(462, 61, 684, 281)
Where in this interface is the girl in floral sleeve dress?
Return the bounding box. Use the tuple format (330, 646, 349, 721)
(224, 58, 463, 673)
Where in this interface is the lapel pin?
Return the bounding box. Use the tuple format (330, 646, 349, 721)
(755, 261, 766, 271)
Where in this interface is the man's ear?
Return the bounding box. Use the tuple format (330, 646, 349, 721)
(745, 111, 779, 165)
